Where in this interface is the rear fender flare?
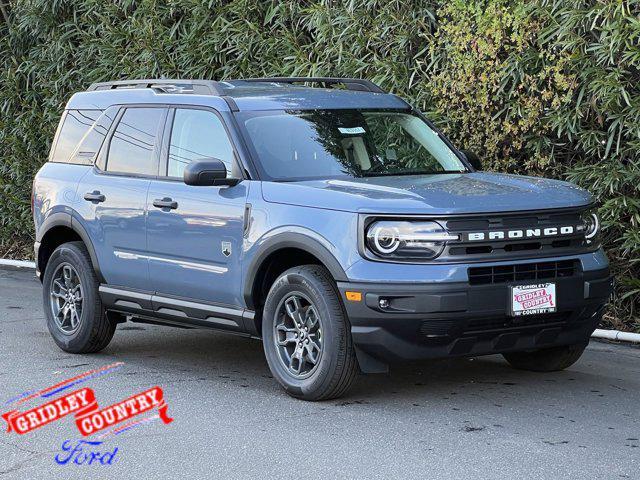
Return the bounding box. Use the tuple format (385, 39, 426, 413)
(37, 211, 104, 283)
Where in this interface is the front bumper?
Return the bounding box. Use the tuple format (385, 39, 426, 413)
(337, 268, 612, 373)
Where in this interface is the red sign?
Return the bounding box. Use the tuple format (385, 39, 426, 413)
(3, 386, 172, 436)
(3, 388, 94, 435)
(75, 386, 172, 436)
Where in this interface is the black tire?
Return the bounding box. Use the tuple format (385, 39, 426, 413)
(502, 343, 587, 372)
(42, 241, 116, 353)
(262, 265, 359, 401)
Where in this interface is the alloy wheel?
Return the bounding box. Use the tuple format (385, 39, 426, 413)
(49, 263, 84, 335)
(274, 292, 323, 378)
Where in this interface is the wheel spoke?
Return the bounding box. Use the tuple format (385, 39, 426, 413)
(63, 265, 73, 288)
(305, 306, 319, 330)
(276, 324, 298, 346)
(51, 291, 66, 300)
(53, 279, 67, 294)
(285, 296, 304, 325)
(71, 308, 80, 328)
(304, 340, 321, 365)
(59, 304, 69, 323)
(53, 303, 63, 319)
(289, 349, 304, 375)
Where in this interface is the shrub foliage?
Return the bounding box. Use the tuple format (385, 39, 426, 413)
(0, 0, 637, 328)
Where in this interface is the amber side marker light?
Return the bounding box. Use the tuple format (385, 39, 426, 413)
(345, 291, 362, 302)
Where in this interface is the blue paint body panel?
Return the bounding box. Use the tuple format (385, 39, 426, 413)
(146, 179, 249, 306)
(74, 168, 151, 290)
(260, 173, 593, 214)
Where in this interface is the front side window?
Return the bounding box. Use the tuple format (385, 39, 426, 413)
(238, 109, 467, 181)
(106, 107, 164, 175)
(49, 109, 101, 163)
(167, 109, 235, 178)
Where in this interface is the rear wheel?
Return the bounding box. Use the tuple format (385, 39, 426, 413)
(502, 343, 587, 372)
(42, 241, 115, 353)
(262, 265, 358, 401)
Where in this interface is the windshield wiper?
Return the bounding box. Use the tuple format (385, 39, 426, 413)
(360, 170, 467, 177)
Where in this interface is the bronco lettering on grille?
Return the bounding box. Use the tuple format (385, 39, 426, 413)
(465, 226, 575, 242)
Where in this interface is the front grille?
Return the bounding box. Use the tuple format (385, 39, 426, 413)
(419, 319, 457, 338)
(417, 312, 572, 341)
(436, 208, 592, 262)
(465, 312, 570, 332)
(468, 260, 578, 285)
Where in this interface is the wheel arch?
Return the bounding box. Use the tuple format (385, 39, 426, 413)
(36, 213, 104, 283)
(244, 232, 348, 324)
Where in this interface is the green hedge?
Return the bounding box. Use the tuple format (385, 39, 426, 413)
(1, 0, 638, 329)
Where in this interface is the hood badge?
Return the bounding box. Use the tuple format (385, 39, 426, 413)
(221, 241, 232, 257)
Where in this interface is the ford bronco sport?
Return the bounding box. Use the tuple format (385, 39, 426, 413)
(33, 77, 612, 400)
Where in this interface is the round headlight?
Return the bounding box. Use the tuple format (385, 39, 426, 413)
(582, 211, 600, 240)
(365, 220, 458, 261)
(371, 225, 400, 254)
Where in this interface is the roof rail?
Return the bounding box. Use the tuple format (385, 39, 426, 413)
(87, 79, 224, 95)
(242, 77, 386, 94)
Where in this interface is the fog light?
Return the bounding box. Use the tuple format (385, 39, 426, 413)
(379, 298, 390, 309)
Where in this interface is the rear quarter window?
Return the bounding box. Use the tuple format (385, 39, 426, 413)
(70, 107, 119, 165)
(49, 109, 102, 164)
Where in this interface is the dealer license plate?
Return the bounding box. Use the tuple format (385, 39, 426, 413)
(510, 283, 556, 316)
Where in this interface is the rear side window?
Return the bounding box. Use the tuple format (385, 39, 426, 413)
(106, 108, 164, 176)
(69, 107, 119, 165)
(49, 109, 101, 163)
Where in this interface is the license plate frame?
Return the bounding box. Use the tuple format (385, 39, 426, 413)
(510, 283, 557, 317)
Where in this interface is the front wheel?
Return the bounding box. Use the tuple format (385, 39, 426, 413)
(502, 343, 587, 372)
(262, 265, 359, 401)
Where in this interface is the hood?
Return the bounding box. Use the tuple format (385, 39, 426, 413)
(261, 172, 593, 214)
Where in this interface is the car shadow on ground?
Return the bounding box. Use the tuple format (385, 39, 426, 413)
(103, 323, 613, 408)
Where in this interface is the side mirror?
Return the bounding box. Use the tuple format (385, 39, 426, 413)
(183, 158, 239, 186)
(461, 150, 482, 171)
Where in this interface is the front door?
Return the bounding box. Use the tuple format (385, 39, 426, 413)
(146, 107, 248, 307)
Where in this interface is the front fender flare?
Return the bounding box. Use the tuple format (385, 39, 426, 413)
(243, 230, 348, 310)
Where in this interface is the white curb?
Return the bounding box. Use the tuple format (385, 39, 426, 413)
(592, 328, 640, 344)
(0, 259, 36, 269)
(0, 258, 638, 343)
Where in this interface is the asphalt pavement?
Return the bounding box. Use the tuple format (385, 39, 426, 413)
(1, 266, 638, 479)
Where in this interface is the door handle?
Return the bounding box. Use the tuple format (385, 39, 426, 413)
(153, 197, 178, 210)
(84, 191, 106, 203)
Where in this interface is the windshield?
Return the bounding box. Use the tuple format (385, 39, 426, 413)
(238, 109, 468, 181)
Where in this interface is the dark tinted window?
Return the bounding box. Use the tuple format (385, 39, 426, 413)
(69, 107, 118, 165)
(106, 108, 164, 175)
(50, 109, 101, 163)
(167, 109, 234, 178)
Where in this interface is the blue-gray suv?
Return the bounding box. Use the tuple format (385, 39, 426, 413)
(33, 77, 612, 400)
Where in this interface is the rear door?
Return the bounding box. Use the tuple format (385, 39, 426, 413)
(146, 107, 248, 308)
(79, 106, 166, 290)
